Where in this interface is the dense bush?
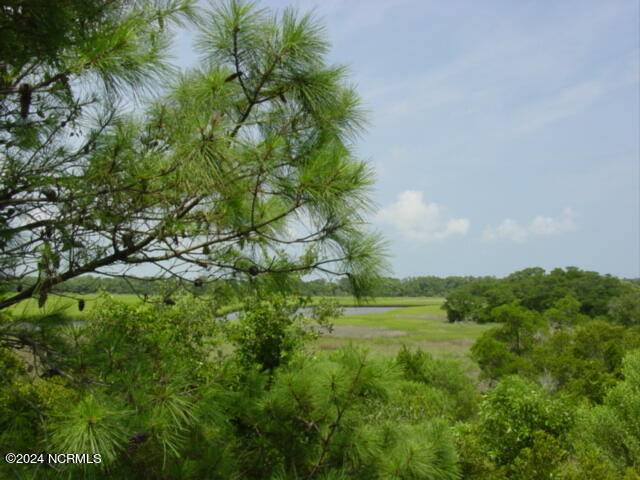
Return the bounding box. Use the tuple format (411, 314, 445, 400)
(227, 295, 337, 371)
(2, 284, 640, 478)
(472, 302, 640, 399)
(395, 346, 479, 421)
(455, 375, 575, 480)
(0, 295, 469, 479)
(455, 272, 640, 478)
(476, 376, 574, 467)
(570, 350, 640, 476)
(444, 267, 633, 323)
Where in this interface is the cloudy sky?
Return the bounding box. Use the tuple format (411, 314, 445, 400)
(173, 0, 639, 278)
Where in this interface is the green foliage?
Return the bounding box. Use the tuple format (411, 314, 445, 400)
(395, 346, 478, 420)
(2, 1, 639, 478)
(490, 303, 545, 354)
(215, 347, 461, 479)
(0, 349, 47, 453)
(508, 431, 568, 479)
(1, 294, 470, 479)
(459, 375, 573, 480)
(443, 288, 486, 323)
(570, 350, 640, 475)
(49, 394, 129, 465)
(534, 320, 640, 402)
(228, 294, 337, 370)
(471, 303, 544, 381)
(443, 267, 627, 323)
(0, 294, 222, 478)
(1, 288, 637, 479)
(477, 376, 574, 466)
(609, 288, 640, 326)
(1, 0, 387, 312)
(9, 273, 485, 299)
(458, 350, 640, 478)
(471, 333, 529, 381)
(473, 301, 640, 401)
(377, 421, 460, 480)
(359, 275, 481, 298)
(544, 294, 588, 329)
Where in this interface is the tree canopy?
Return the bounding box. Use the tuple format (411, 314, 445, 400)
(0, 0, 386, 310)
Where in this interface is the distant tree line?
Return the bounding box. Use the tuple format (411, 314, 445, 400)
(7, 268, 636, 303)
(6, 273, 488, 298)
(295, 275, 486, 297)
(443, 266, 638, 323)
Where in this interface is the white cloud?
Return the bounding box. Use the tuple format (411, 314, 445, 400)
(377, 191, 470, 242)
(483, 208, 577, 242)
(482, 219, 528, 243)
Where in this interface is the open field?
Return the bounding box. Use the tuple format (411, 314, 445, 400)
(7, 294, 442, 318)
(313, 301, 496, 371)
(5, 293, 141, 319)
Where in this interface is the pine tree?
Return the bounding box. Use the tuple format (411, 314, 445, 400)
(0, 0, 386, 313)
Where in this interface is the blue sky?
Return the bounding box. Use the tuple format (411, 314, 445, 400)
(173, 0, 639, 278)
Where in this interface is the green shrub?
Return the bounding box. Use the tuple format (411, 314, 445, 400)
(570, 350, 640, 474)
(608, 290, 640, 326)
(396, 346, 479, 420)
(1, 294, 468, 479)
(228, 294, 336, 371)
(477, 376, 574, 467)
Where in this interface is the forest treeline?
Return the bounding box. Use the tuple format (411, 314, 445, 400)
(443, 266, 639, 322)
(9, 273, 483, 297)
(10, 267, 637, 301)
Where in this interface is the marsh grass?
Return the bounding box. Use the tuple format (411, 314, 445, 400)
(313, 301, 496, 373)
(6, 294, 142, 320)
(6, 295, 492, 372)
